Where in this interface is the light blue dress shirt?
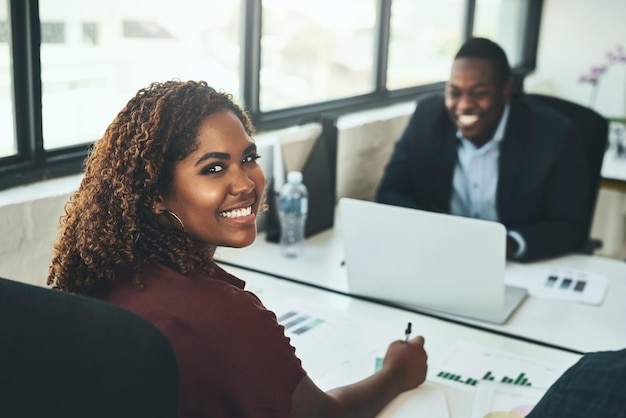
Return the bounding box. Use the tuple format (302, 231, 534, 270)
(449, 105, 526, 258)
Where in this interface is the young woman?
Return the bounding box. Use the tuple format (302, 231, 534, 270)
(48, 80, 428, 418)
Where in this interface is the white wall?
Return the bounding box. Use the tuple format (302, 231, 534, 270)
(0, 176, 80, 287)
(526, 0, 626, 118)
(525, 0, 626, 260)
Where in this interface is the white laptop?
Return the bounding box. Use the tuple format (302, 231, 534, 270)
(338, 197, 527, 324)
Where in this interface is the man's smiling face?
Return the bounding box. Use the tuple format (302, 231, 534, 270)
(445, 57, 511, 147)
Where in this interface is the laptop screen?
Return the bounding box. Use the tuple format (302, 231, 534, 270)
(338, 197, 525, 323)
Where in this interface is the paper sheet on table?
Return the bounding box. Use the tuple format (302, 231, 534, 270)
(377, 386, 449, 418)
(432, 341, 568, 391)
(469, 382, 546, 418)
(505, 263, 608, 305)
(270, 298, 397, 381)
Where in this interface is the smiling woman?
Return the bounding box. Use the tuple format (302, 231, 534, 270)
(153, 111, 265, 249)
(47, 80, 257, 293)
(46, 79, 428, 418)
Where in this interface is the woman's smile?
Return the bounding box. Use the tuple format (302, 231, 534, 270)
(155, 110, 266, 248)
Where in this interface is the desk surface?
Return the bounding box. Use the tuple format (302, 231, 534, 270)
(215, 228, 626, 354)
(220, 264, 581, 418)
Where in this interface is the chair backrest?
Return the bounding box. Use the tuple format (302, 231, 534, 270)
(0, 277, 180, 418)
(524, 93, 609, 251)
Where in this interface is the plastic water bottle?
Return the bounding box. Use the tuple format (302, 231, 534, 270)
(279, 171, 308, 258)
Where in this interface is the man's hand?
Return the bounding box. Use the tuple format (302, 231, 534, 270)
(506, 235, 519, 257)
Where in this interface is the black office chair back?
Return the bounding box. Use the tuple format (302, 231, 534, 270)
(525, 93, 609, 253)
(0, 277, 180, 418)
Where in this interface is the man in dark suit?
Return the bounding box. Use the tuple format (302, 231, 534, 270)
(376, 38, 589, 262)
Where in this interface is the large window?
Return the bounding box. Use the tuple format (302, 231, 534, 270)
(0, 0, 15, 158)
(0, 0, 541, 190)
(38, 0, 242, 151)
(260, 0, 378, 111)
(473, 0, 529, 67)
(387, 0, 465, 90)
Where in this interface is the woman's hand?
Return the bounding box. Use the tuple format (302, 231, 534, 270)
(381, 335, 428, 392)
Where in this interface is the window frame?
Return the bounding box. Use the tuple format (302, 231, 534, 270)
(0, 0, 543, 190)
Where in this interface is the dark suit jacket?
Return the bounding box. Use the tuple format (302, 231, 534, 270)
(527, 349, 626, 417)
(376, 93, 589, 262)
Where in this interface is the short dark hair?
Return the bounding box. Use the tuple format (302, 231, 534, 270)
(455, 37, 510, 85)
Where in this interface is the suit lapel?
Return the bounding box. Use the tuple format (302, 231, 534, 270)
(433, 118, 458, 213)
(497, 100, 529, 223)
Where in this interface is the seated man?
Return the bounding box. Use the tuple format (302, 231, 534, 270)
(376, 37, 589, 262)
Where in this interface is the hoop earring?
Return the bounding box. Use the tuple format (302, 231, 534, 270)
(163, 209, 185, 232)
(260, 192, 270, 213)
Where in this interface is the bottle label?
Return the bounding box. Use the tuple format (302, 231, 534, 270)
(280, 196, 308, 215)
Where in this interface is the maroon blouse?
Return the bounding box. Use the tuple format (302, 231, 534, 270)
(89, 262, 306, 418)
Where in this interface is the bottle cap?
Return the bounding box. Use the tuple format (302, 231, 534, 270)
(287, 171, 303, 184)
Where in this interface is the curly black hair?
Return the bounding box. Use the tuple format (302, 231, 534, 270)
(47, 80, 255, 293)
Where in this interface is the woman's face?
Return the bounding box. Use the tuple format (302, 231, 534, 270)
(155, 110, 266, 248)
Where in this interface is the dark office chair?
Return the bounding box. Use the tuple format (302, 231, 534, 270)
(524, 93, 609, 254)
(0, 276, 180, 418)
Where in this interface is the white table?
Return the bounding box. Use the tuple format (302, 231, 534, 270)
(220, 264, 581, 418)
(215, 228, 626, 353)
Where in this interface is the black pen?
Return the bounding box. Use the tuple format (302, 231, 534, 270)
(404, 322, 412, 342)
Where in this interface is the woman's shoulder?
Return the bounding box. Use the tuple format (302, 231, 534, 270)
(111, 262, 267, 325)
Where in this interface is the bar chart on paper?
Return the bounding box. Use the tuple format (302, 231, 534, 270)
(272, 299, 397, 382)
(278, 311, 327, 335)
(434, 342, 574, 418)
(437, 370, 532, 387)
(505, 264, 608, 305)
(433, 341, 569, 390)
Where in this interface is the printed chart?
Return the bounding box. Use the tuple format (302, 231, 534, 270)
(278, 311, 326, 335)
(433, 341, 568, 390)
(437, 370, 532, 387)
(272, 299, 397, 382)
(505, 264, 607, 305)
(434, 342, 573, 418)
